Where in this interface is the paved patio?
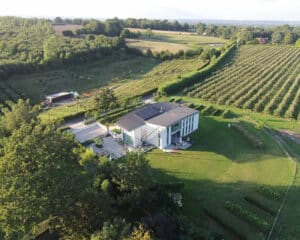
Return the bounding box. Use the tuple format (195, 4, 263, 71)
(102, 136, 126, 159)
(71, 122, 107, 143)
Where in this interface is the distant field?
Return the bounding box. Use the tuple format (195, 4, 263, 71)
(7, 53, 159, 103)
(126, 38, 190, 53)
(52, 24, 82, 35)
(186, 45, 300, 119)
(126, 28, 227, 53)
(147, 115, 294, 239)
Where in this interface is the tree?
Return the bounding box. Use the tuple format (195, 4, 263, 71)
(90, 218, 131, 240)
(0, 99, 39, 136)
(271, 31, 283, 44)
(62, 30, 75, 37)
(295, 39, 300, 47)
(0, 123, 85, 239)
(145, 28, 153, 38)
(94, 88, 119, 130)
(84, 20, 105, 35)
(105, 18, 123, 36)
(283, 32, 296, 44)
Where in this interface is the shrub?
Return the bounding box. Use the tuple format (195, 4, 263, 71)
(244, 196, 277, 216)
(94, 137, 103, 148)
(222, 110, 236, 119)
(231, 123, 264, 148)
(58, 126, 71, 132)
(225, 201, 271, 232)
(202, 106, 215, 115)
(112, 128, 121, 134)
(256, 186, 282, 201)
(174, 98, 182, 103)
(212, 109, 223, 116)
(195, 105, 206, 111)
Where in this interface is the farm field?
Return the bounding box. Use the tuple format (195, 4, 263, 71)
(52, 24, 82, 35)
(147, 115, 295, 239)
(126, 38, 190, 53)
(185, 45, 300, 119)
(126, 28, 227, 52)
(6, 53, 160, 104)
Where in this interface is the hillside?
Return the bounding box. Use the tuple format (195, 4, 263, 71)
(185, 45, 300, 119)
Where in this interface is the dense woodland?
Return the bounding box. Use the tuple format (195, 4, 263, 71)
(0, 17, 125, 80)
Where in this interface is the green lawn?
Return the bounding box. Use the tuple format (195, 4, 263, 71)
(8, 53, 160, 103)
(147, 116, 294, 239)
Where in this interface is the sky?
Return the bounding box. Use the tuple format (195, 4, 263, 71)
(0, 0, 299, 21)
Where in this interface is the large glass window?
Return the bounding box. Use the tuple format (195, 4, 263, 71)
(123, 132, 133, 145)
(171, 122, 181, 132)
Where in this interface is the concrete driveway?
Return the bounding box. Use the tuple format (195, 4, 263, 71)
(71, 122, 107, 143)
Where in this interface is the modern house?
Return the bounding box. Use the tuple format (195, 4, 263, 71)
(116, 102, 199, 150)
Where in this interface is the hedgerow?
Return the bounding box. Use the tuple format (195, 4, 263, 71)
(158, 43, 236, 95)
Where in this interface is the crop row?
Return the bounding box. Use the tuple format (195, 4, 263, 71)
(186, 45, 300, 119)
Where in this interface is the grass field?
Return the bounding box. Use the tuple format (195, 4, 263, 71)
(38, 55, 207, 121)
(7, 53, 160, 103)
(52, 24, 82, 35)
(147, 114, 294, 239)
(185, 45, 300, 119)
(126, 28, 227, 53)
(126, 38, 190, 53)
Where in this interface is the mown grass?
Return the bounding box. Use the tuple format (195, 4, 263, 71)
(146, 115, 294, 238)
(127, 28, 227, 51)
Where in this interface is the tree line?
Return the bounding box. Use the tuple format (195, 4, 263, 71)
(0, 17, 125, 81)
(52, 16, 300, 44)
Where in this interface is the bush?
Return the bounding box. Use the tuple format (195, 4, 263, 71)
(256, 186, 282, 201)
(174, 98, 182, 103)
(111, 128, 121, 134)
(202, 106, 215, 115)
(94, 137, 103, 148)
(212, 109, 223, 116)
(58, 126, 71, 132)
(225, 201, 271, 232)
(231, 123, 264, 148)
(195, 105, 206, 111)
(222, 110, 236, 119)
